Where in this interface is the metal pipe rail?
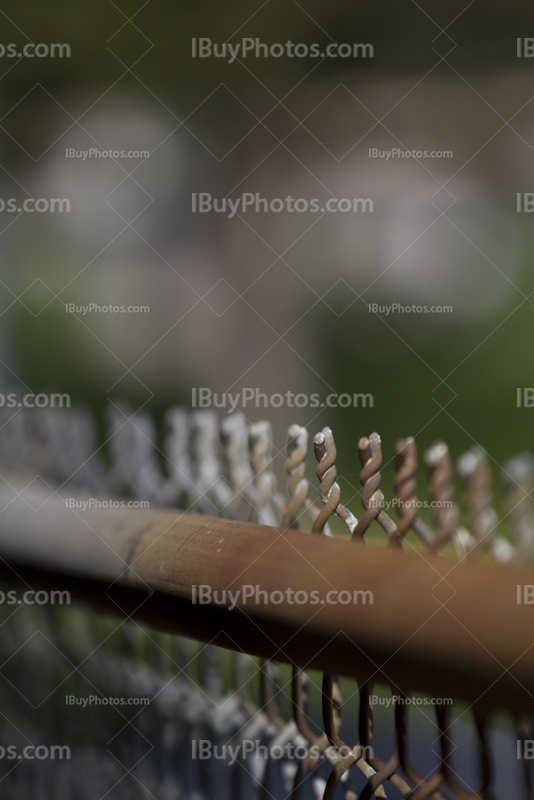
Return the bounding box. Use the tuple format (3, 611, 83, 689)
(0, 483, 531, 715)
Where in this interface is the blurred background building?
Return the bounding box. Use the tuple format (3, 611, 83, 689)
(1, 0, 533, 489)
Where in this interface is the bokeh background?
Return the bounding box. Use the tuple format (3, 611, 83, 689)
(2, 0, 533, 501)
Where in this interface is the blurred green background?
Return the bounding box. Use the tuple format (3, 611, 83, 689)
(1, 0, 533, 520)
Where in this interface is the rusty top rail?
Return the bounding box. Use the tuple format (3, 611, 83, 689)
(0, 482, 531, 715)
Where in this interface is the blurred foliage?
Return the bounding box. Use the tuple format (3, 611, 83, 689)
(3, 0, 533, 504)
(0, 0, 532, 159)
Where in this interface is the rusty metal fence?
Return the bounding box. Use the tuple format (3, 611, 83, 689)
(0, 404, 532, 798)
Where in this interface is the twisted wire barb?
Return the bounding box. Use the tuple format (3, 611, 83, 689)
(312, 427, 357, 535)
(457, 446, 495, 552)
(220, 414, 258, 723)
(458, 446, 515, 564)
(220, 413, 254, 518)
(246, 420, 288, 799)
(283, 424, 329, 532)
(394, 437, 435, 547)
(280, 426, 340, 798)
(424, 441, 471, 556)
(165, 407, 194, 504)
(312, 430, 392, 796)
(248, 420, 280, 527)
(283, 424, 308, 529)
(353, 433, 398, 543)
(311, 430, 384, 797)
(191, 410, 233, 514)
(107, 402, 170, 505)
(40, 407, 107, 492)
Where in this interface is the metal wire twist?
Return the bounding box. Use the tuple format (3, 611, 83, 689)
(248, 420, 281, 527)
(424, 440, 467, 555)
(221, 413, 255, 518)
(354, 433, 398, 543)
(458, 446, 515, 564)
(394, 436, 435, 547)
(312, 427, 357, 535)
